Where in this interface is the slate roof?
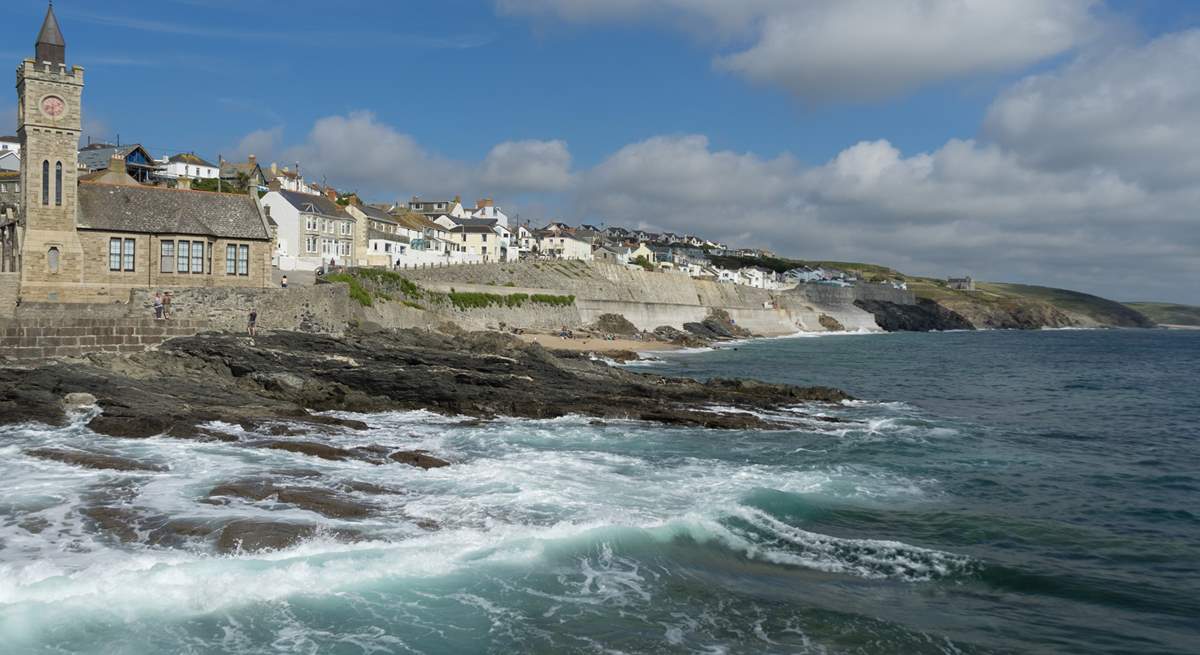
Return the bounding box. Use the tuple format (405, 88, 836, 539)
(391, 211, 443, 233)
(368, 228, 409, 242)
(358, 203, 398, 224)
(449, 224, 496, 235)
(168, 153, 217, 168)
(453, 217, 498, 228)
(77, 144, 154, 172)
(0, 136, 18, 144)
(276, 189, 350, 219)
(77, 183, 270, 240)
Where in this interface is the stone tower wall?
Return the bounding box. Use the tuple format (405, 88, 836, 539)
(16, 59, 86, 302)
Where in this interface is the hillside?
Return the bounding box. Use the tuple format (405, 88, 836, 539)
(708, 254, 1152, 329)
(1123, 302, 1200, 327)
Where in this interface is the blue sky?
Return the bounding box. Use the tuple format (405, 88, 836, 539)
(3, 1, 1199, 303)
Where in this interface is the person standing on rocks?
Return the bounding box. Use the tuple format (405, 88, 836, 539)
(153, 292, 164, 320)
(248, 308, 258, 337)
(163, 292, 173, 320)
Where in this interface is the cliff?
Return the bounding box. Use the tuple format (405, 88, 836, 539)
(1123, 302, 1200, 327)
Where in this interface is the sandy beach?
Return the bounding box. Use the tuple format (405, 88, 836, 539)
(516, 333, 681, 354)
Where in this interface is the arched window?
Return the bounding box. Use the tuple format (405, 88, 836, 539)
(47, 247, 60, 274)
(55, 162, 63, 206)
(42, 161, 49, 205)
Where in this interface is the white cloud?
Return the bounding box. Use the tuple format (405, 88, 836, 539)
(499, 0, 1102, 102)
(248, 112, 576, 202)
(230, 126, 283, 162)
(984, 29, 1200, 189)
(481, 139, 574, 193)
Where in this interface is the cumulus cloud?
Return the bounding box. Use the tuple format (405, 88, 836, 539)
(481, 139, 574, 193)
(984, 30, 1200, 189)
(576, 132, 1197, 302)
(499, 0, 1102, 102)
(245, 112, 576, 201)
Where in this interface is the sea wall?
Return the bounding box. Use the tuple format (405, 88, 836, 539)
(404, 262, 900, 335)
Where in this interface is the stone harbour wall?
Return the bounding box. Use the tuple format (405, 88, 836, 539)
(0, 316, 211, 361)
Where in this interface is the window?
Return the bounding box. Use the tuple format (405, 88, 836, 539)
(482, 233, 488, 242)
(177, 240, 190, 273)
(191, 241, 204, 273)
(55, 162, 62, 206)
(47, 247, 60, 274)
(306, 216, 317, 231)
(305, 235, 317, 253)
(237, 244, 249, 275)
(109, 238, 121, 270)
(123, 239, 135, 271)
(161, 241, 175, 272)
(42, 161, 49, 205)
(226, 244, 237, 274)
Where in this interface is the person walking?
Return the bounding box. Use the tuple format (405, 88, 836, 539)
(152, 292, 164, 320)
(281, 275, 288, 289)
(247, 307, 258, 337)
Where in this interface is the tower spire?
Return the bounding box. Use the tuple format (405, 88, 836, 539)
(35, 1, 66, 65)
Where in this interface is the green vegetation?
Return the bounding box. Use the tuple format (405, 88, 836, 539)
(1123, 302, 1200, 326)
(322, 273, 373, 307)
(445, 291, 574, 310)
(530, 294, 576, 307)
(977, 283, 1152, 327)
(633, 256, 655, 272)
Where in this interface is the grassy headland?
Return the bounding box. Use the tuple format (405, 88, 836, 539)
(1122, 302, 1200, 327)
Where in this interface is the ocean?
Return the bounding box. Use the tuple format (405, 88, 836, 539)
(1, 328, 1197, 654)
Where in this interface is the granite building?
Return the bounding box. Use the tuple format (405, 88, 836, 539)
(0, 4, 272, 302)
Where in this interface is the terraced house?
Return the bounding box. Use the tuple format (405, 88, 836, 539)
(260, 183, 356, 271)
(1, 6, 273, 303)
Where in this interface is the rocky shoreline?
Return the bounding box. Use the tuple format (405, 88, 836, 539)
(0, 326, 851, 553)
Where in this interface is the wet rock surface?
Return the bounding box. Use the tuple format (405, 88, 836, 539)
(25, 447, 167, 472)
(207, 480, 373, 519)
(0, 328, 851, 438)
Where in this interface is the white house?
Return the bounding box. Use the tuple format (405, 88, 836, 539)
(266, 162, 316, 195)
(537, 231, 593, 261)
(366, 228, 410, 268)
(471, 198, 509, 228)
(160, 153, 219, 180)
(737, 266, 775, 289)
(0, 149, 18, 172)
(714, 268, 739, 283)
(261, 185, 357, 271)
(0, 136, 19, 154)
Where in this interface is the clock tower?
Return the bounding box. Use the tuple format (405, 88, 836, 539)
(16, 2, 86, 301)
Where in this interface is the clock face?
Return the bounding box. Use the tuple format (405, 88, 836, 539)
(40, 96, 66, 118)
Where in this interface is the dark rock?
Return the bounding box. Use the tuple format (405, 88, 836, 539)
(389, 450, 450, 469)
(591, 313, 639, 336)
(818, 314, 845, 331)
(215, 520, 318, 553)
(255, 440, 355, 461)
(855, 299, 976, 332)
(207, 480, 372, 519)
(25, 447, 166, 472)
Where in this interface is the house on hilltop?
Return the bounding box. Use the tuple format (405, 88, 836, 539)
(260, 184, 356, 271)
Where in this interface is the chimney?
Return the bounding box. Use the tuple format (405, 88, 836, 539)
(177, 175, 192, 191)
(270, 162, 278, 175)
(268, 179, 282, 193)
(476, 197, 493, 210)
(109, 153, 127, 175)
(453, 194, 461, 205)
(248, 154, 256, 165)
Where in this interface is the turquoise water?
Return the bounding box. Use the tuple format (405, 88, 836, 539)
(1, 329, 1197, 653)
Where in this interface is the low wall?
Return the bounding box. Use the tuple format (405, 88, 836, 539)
(0, 316, 211, 360)
(130, 285, 357, 335)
